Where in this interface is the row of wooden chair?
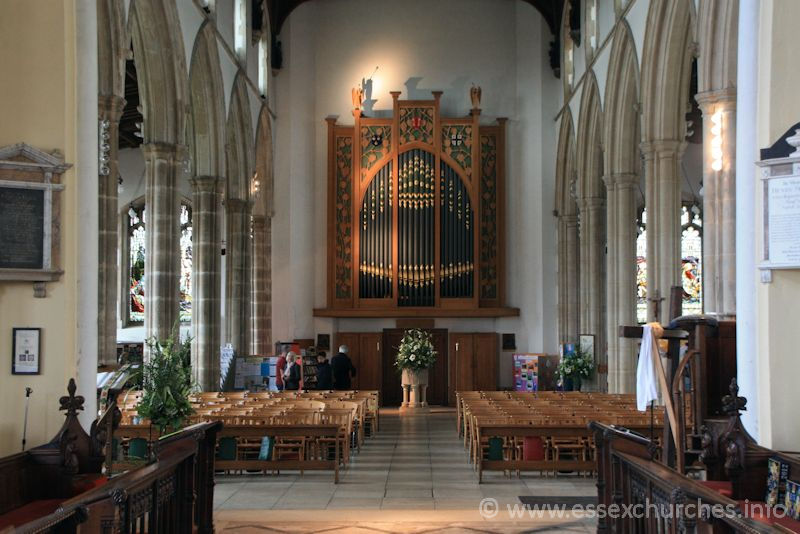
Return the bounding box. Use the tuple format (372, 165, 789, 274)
(458, 391, 664, 477)
(117, 390, 379, 473)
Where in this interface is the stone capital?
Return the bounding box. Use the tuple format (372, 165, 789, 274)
(603, 173, 639, 189)
(225, 198, 250, 213)
(640, 139, 686, 159)
(561, 214, 579, 226)
(141, 142, 187, 163)
(694, 88, 737, 112)
(581, 197, 606, 211)
(190, 175, 224, 193)
(252, 215, 267, 230)
(98, 94, 126, 122)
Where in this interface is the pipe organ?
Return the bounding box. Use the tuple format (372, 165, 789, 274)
(322, 90, 511, 317)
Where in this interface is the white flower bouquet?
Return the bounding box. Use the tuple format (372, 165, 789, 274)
(395, 329, 437, 371)
(556, 344, 594, 380)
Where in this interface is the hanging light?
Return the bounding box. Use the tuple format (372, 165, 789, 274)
(710, 110, 723, 171)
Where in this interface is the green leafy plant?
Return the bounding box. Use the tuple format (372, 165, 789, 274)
(556, 344, 595, 380)
(395, 329, 437, 371)
(137, 335, 195, 434)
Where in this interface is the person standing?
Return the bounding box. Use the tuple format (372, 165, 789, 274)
(284, 352, 301, 391)
(331, 345, 356, 390)
(315, 352, 333, 390)
(275, 351, 287, 391)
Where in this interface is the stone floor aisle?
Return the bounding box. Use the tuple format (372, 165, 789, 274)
(214, 409, 597, 532)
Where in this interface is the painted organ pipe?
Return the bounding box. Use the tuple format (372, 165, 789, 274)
(359, 163, 393, 298)
(440, 162, 473, 298)
(398, 150, 435, 306)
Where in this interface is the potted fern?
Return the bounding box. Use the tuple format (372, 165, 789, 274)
(137, 335, 195, 437)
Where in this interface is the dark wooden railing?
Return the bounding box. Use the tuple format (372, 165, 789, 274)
(590, 422, 774, 534)
(13, 421, 222, 534)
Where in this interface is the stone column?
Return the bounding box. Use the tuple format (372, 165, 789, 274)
(696, 90, 737, 316)
(142, 143, 183, 347)
(225, 198, 250, 356)
(605, 174, 639, 393)
(579, 197, 607, 391)
(190, 176, 223, 391)
(97, 94, 125, 367)
(735, 0, 759, 437)
(559, 214, 580, 344)
(641, 140, 685, 323)
(250, 215, 272, 355)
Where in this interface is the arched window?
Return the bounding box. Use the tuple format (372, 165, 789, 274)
(636, 209, 647, 324)
(234, 0, 247, 62)
(124, 201, 193, 325)
(258, 34, 269, 97)
(634, 206, 703, 324)
(586, 0, 598, 59)
(681, 205, 703, 316)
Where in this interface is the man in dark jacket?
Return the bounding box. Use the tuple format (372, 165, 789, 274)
(315, 352, 333, 390)
(331, 345, 356, 390)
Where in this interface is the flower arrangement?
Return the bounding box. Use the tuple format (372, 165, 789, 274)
(137, 334, 195, 434)
(556, 344, 595, 380)
(395, 329, 437, 371)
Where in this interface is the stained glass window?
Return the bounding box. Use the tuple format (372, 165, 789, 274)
(128, 205, 146, 323)
(179, 204, 193, 322)
(634, 206, 703, 323)
(126, 202, 192, 324)
(636, 209, 647, 324)
(681, 206, 703, 316)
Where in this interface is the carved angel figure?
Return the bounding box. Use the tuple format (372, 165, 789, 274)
(351, 86, 364, 110)
(470, 85, 482, 109)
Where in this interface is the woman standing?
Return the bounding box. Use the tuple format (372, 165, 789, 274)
(283, 352, 302, 391)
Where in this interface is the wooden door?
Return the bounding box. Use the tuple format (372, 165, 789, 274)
(381, 330, 404, 406)
(335, 333, 361, 389)
(428, 330, 449, 406)
(358, 333, 383, 391)
(382, 329, 449, 406)
(473, 333, 498, 391)
(449, 333, 474, 405)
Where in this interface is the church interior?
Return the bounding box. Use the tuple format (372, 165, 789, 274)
(1, 0, 800, 532)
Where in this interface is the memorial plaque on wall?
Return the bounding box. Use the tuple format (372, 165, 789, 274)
(0, 187, 45, 269)
(766, 174, 800, 266)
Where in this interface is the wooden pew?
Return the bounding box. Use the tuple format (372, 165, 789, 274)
(590, 421, 777, 534)
(11, 421, 222, 534)
(115, 423, 344, 483)
(0, 379, 113, 532)
(477, 422, 661, 483)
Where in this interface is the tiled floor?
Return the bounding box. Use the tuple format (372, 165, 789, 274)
(214, 409, 597, 532)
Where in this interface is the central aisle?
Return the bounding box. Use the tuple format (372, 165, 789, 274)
(215, 409, 596, 532)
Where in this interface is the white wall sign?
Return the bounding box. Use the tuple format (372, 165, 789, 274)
(757, 159, 800, 282)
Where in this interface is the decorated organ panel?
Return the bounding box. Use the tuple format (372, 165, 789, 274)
(323, 90, 508, 316)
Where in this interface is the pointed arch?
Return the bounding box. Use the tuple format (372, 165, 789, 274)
(576, 71, 604, 201)
(127, 0, 189, 145)
(189, 21, 226, 178)
(555, 108, 577, 218)
(253, 107, 274, 217)
(603, 22, 642, 393)
(697, 0, 738, 94)
(640, 0, 695, 143)
(604, 22, 641, 178)
(226, 72, 254, 201)
(556, 110, 580, 347)
(97, 0, 126, 100)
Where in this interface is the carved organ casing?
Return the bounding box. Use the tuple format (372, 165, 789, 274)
(324, 91, 507, 315)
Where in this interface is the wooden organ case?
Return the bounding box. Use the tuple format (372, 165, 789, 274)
(317, 91, 518, 318)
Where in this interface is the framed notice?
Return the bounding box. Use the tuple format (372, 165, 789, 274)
(12, 328, 41, 374)
(758, 158, 800, 282)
